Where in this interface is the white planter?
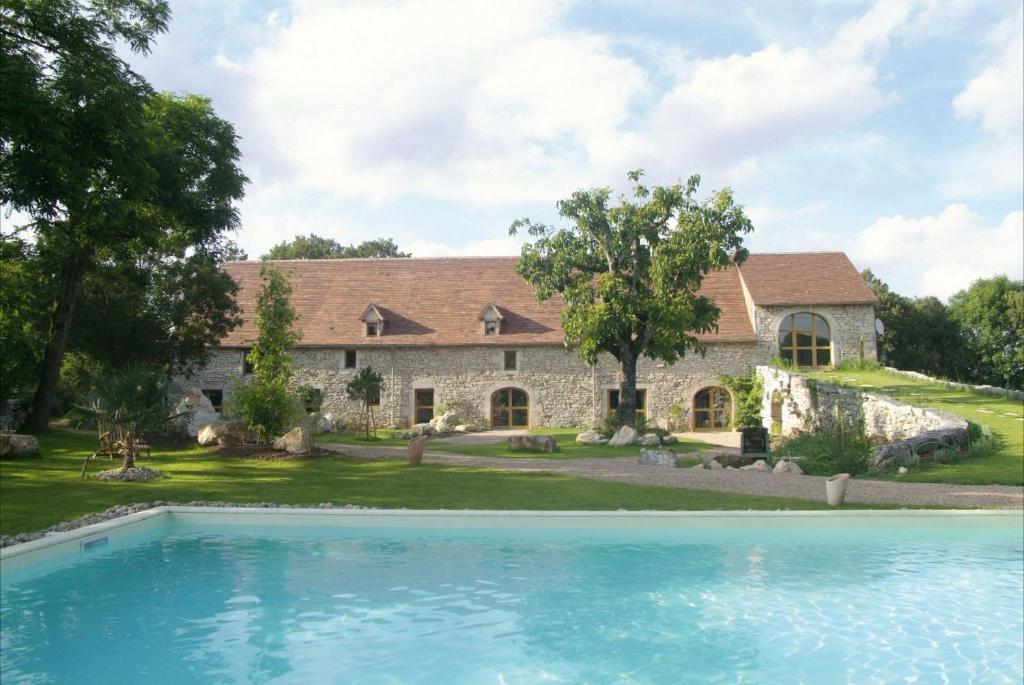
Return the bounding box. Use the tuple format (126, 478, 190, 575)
(826, 473, 851, 506)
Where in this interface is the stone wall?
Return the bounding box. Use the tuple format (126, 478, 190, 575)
(176, 342, 766, 430)
(174, 303, 874, 431)
(754, 304, 877, 365)
(757, 366, 969, 443)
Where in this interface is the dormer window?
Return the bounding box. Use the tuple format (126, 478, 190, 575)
(360, 304, 385, 337)
(479, 302, 503, 336)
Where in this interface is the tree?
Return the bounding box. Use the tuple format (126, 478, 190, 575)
(246, 265, 301, 383)
(221, 240, 249, 261)
(2, 0, 248, 432)
(949, 276, 1024, 390)
(510, 170, 752, 426)
(862, 269, 969, 379)
(229, 266, 302, 441)
(0, 236, 48, 408)
(67, 247, 242, 375)
(345, 367, 384, 439)
(262, 235, 410, 260)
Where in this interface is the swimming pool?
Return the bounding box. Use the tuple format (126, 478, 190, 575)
(2, 509, 1022, 684)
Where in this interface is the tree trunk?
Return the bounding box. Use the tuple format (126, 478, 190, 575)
(617, 353, 638, 428)
(24, 256, 87, 434)
(122, 427, 136, 470)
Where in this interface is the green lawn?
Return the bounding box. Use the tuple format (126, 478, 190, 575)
(2, 430, 856, 537)
(314, 429, 408, 447)
(806, 368, 1024, 486)
(434, 427, 715, 461)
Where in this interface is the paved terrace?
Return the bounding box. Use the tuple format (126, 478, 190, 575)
(322, 436, 1024, 510)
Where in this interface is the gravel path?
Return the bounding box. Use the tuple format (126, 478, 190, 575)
(323, 443, 1024, 509)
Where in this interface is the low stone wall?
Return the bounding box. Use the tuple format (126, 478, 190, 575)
(882, 367, 1024, 402)
(756, 366, 970, 464)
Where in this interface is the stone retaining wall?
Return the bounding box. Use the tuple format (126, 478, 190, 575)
(757, 366, 969, 444)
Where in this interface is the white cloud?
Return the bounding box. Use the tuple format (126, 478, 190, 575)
(245, 0, 645, 204)
(952, 7, 1024, 135)
(238, 0, 912, 205)
(852, 204, 1024, 299)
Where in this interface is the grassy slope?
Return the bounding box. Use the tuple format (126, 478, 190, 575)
(807, 368, 1024, 486)
(1, 431, 856, 536)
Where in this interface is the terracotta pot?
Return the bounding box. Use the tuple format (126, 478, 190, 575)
(407, 435, 428, 465)
(826, 473, 850, 506)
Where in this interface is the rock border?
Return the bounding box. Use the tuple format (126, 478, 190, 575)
(882, 367, 1024, 402)
(0, 501, 370, 549)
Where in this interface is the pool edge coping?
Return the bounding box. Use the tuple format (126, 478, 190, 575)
(3, 506, 1022, 564)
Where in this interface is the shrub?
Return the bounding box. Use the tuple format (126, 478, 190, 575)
(227, 380, 300, 443)
(836, 358, 882, 372)
(720, 370, 763, 429)
(774, 419, 874, 476)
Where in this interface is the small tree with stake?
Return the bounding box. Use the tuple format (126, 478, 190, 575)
(346, 367, 383, 440)
(511, 169, 752, 428)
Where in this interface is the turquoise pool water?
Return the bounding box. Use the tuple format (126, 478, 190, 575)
(2, 515, 1022, 684)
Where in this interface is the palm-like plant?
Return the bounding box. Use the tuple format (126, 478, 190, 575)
(75, 364, 171, 476)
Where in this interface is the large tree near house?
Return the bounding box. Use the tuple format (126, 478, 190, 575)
(510, 170, 753, 427)
(1, 1, 247, 432)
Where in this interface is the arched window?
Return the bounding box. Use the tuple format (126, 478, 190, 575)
(693, 387, 731, 431)
(491, 388, 529, 428)
(779, 313, 831, 367)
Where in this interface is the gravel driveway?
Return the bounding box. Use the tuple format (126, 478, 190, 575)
(322, 443, 1024, 509)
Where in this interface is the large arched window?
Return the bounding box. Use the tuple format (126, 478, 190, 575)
(779, 313, 831, 367)
(491, 388, 529, 428)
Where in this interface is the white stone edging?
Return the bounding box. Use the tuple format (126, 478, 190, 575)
(882, 367, 1024, 402)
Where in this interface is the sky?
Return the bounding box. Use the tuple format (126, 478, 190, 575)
(120, 0, 1022, 300)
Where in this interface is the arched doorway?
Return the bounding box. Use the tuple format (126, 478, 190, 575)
(693, 387, 732, 431)
(491, 388, 529, 428)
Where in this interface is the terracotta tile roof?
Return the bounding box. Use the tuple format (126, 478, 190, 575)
(218, 257, 759, 347)
(738, 252, 877, 306)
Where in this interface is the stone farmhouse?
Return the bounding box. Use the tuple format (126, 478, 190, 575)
(177, 252, 878, 432)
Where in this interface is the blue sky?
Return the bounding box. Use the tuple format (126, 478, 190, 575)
(124, 0, 1022, 299)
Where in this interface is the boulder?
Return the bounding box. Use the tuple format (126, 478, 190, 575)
(772, 459, 802, 475)
(707, 459, 723, 470)
(871, 428, 970, 468)
(740, 460, 771, 473)
(173, 388, 220, 437)
(508, 435, 559, 453)
(429, 411, 459, 434)
(690, 462, 706, 470)
(0, 433, 39, 457)
(318, 412, 341, 434)
(575, 430, 609, 445)
(638, 449, 677, 466)
(608, 425, 639, 446)
(660, 435, 678, 445)
(197, 420, 249, 447)
(409, 423, 436, 437)
(273, 426, 312, 454)
(640, 433, 661, 446)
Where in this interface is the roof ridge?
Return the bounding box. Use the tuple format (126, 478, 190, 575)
(231, 255, 522, 265)
(745, 251, 846, 257)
